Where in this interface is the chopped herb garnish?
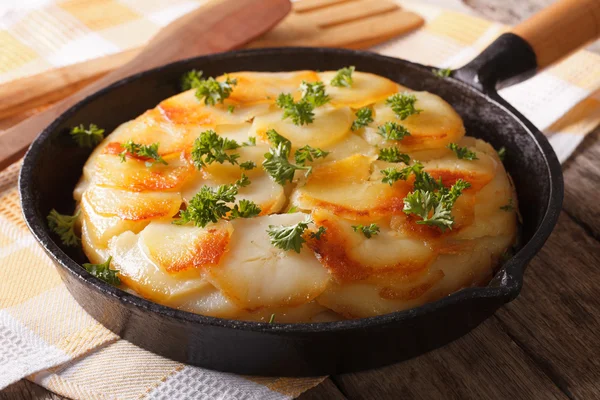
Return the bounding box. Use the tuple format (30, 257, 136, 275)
(500, 198, 514, 211)
(70, 124, 104, 148)
(195, 76, 237, 105)
(352, 223, 380, 238)
(294, 145, 329, 165)
(191, 129, 240, 168)
(433, 68, 452, 78)
(310, 226, 327, 240)
(227, 105, 235, 113)
(378, 147, 410, 164)
(497, 146, 506, 161)
(403, 177, 471, 231)
(119, 141, 167, 167)
(82, 256, 120, 286)
(180, 69, 204, 91)
(173, 174, 259, 227)
(380, 163, 421, 186)
(330, 66, 355, 88)
(242, 136, 256, 147)
(300, 81, 330, 106)
(267, 216, 312, 253)
(276, 93, 315, 126)
(351, 107, 374, 131)
(263, 130, 312, 185)
(447, 143, 478, 160)
(239, 161, 257, 170)
(47, 209, 80, 247)
(269, 314, 276, 323)
(287, 206, 298, 214)
(231, 199, 262, 219)
(377, 122, 411, 141)
(386, 93, 422, 120)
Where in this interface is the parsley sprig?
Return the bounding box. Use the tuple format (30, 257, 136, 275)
(310, 226, 327, 240)
(267, 215, 313, 253)
(195, 76, 237, 105)
(295, 145, 329, 165)
(497, 146, 507, 161)
(119, 141, 167, 167)
(191, 129, 240, 168)
(352, 224, 380, 238)
(381, 163, 422, 186)
(377, 122, 411, 141)
(70, 124, 104, 148)
(47, 209, 80, 247)
(180, 69, 204, 90)
(262, 130, 312, 185)
(386, 93, 422, 120)
(447, 143, 478, 160)
(433, 68, 452, 78)
(330, 66, 355, 87)
(276, 93, 315, 126)
(351, 107, 373, 131)
(396, 165, 471, 231)
(378, 147, 410, 164)
(174, 175, 260, 227)
(83, 256, 120, 286)
(300, 81, 330, 106)
(276, 81, 330, 126)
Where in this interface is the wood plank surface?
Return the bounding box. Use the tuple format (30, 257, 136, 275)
(4, 0, 600, 399)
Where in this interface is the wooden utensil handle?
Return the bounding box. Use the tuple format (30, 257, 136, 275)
(512, 0, 600, 69)
(0, 0, 290, 171)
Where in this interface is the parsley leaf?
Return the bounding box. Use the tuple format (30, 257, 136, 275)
(497, 146, 506, 161)
(82, 256, 120, 286)
(47, 209, 80, 247)
(377, 121, 411, 141)
(195, 76, 237, 105)
(294, 145, 329, 165)
(330, 66, 355, 87)
(227, 105, 235, 113)
(381, 163, 421, 186)
(239, 161, 256, 170)
(263, 142, 311, 185)
(119, 141, 168, 167)
(276, 93, 315, 126)
(352, 224, 380, 238)
(310, 226, 327, 240)
(180, 69, 204, 90)
(500, 198, 514, 211)
(403, 178, 471, 231)
(433, 68, 452, 78)
(70, 124, 104, 148)
(266, 129, 291, 148)
(242, 136, 256, 147)
(267, 216, 312, 253)
(173, 174, 260, 227)
(191, 129, 240, 168)
(351, 107, 374, 131)
(447, 143, 478, 160)
(378, 147, 410, 164)
(300, 81, 330, 106)
(231, 199, 261, 219)
(386, 93, 422, 120)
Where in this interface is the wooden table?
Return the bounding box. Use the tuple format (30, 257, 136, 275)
(2, 0, 599, 398)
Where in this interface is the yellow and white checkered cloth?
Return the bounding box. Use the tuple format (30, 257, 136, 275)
(1, 1, 599, 399)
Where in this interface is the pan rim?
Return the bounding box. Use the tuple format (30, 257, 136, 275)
(19, 46, 563, 334)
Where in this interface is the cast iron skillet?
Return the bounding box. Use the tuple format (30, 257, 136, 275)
(20, 37, 563, 376)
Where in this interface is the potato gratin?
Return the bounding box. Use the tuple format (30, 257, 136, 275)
(65, 68, 518, 323)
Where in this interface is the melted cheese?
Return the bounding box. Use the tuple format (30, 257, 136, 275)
(76, 69, 518, 322)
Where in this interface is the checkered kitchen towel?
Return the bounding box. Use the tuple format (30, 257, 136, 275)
(1, 1, 599, 399)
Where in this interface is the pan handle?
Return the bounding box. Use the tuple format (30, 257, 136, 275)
(454, 0, 600, 91)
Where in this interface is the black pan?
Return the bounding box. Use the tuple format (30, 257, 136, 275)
(20, 35, 563, 376)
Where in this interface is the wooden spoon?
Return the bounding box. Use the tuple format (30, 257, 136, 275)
(0, 0, 291, 171)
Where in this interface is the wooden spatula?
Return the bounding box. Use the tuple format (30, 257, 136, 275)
(0, 0, 291, 171)
(0, 0, 423, 133)
(249, 0, 424, 49)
